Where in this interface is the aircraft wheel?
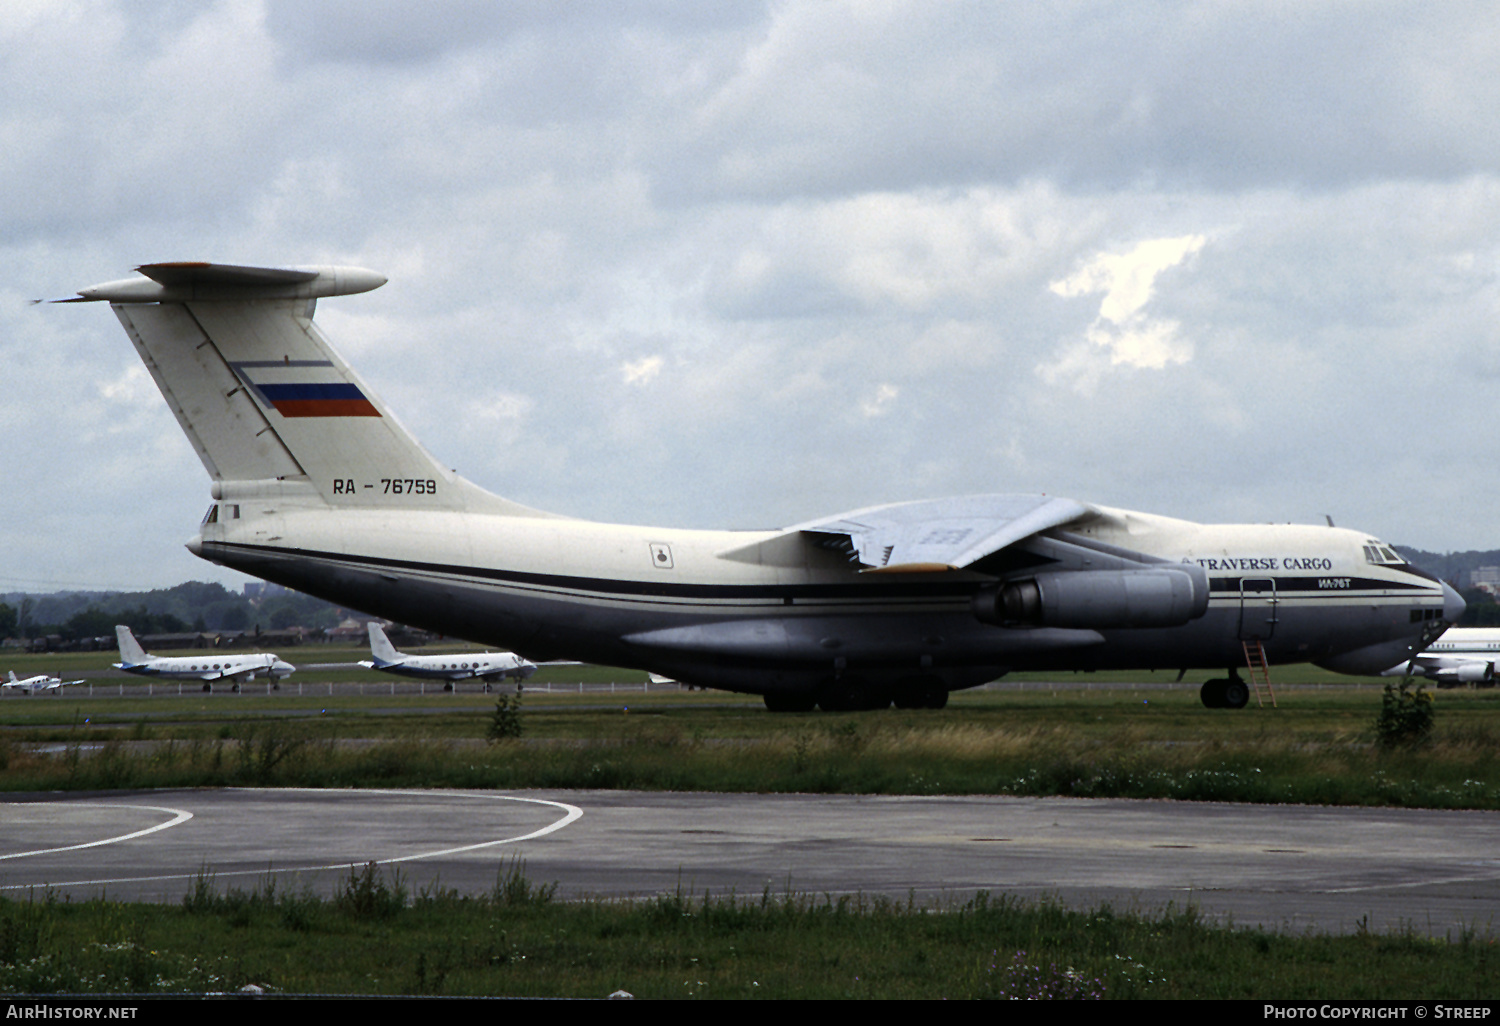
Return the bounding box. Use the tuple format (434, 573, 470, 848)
(443, 682, 454, 692)
(1221, 680, 1250, 709)
(231, 683, 241, 693)
(764, 692, 816, 713)
(202, 683, 212, 693)
(1200, 679, 1227, 708)
(894, 677, 948, 710)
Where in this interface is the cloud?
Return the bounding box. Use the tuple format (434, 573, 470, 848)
(1038, 234, 1206, 391)
(621, 355, 665, 385)
(859, 383, 899, 418)
(9, 1, 1500, 591)
(1051, 235, 1206, 326)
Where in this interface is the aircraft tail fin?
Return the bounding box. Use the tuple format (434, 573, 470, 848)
(367, 622, 404, 665)
(6, 672, 15, 683)
(115, 625, 148, 665)
(67, 263, 548, 516)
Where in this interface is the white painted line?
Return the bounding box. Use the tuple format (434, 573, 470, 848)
(0, 804, 193, 860)
(0, 790, 582, 891)
(351, 790, 583, 863)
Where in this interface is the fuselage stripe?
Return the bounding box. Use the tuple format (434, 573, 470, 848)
(203, 542, 1443, 611)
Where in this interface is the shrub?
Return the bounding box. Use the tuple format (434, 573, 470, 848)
(486, 691, 523, 742)
(1375, 680, 1435, 748)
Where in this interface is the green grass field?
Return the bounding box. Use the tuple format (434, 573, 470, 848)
(4, 651, 1499, 997)
(3, 864, 1496, 999)
(2, 650, 1498, 807)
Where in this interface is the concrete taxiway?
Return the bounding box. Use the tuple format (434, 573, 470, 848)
(2, 788, 1496, 936)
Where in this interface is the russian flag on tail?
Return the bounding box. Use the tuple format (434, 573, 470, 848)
(254, 382, 380, 418)
(231, 361, 382, 418)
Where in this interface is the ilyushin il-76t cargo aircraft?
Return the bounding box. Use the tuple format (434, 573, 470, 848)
(50, 262, 1464, 712)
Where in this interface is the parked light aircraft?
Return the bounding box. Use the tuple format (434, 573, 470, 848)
(54, 262, 1463, 711)
(112, 625, 296, 691)
(1381, 627, 1500, 687)
(359, 622, 535, 689)
(3, 671, 84, 694)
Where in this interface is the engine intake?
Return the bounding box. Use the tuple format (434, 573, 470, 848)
(974, 566, 1210, 630)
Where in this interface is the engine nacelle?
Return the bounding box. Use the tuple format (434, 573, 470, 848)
(973, 566, 1210, 630)
(1455, 662, 1495, 684)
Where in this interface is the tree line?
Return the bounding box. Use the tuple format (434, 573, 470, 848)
(0, 581, 346, 643)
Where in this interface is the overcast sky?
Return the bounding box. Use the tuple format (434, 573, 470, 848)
(4, 1, 1499, 592)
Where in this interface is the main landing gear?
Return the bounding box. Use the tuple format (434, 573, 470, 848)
(1200, 671, 1249, 710)
(763, 692, 817, 712)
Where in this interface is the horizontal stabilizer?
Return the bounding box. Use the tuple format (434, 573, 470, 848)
(52, 263, 386, 304)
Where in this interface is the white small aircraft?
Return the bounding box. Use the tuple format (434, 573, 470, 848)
(3, 671, 85, 694)
(112, 625, 296, 691)
(53, 262, 1465, 712)
(1382, 627, 1500, 687)
(359, 622, 535, 689)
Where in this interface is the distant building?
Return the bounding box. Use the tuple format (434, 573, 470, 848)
(1468, 567, 1500, 595)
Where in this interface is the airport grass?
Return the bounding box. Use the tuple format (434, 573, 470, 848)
(1, 862, 1495, 998)
(5, 684, 1500, 809)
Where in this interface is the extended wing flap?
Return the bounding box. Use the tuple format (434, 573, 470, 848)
(720, 494, 1093, 570)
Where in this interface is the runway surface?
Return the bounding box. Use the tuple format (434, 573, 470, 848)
(3, 788, 1497, 936)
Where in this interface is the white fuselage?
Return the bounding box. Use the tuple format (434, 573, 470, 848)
(363, 651, 535, 682)
(114, 652, 296, 682)
(193, 497, 1460, 696)
(1381, 626, 1500, 685)
(2, 674, 79, 693)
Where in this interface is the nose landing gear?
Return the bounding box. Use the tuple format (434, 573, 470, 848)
(1200, 670, 1249, 709)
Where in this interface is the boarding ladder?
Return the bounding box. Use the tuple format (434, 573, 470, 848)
(1241, 641, 1277, 708)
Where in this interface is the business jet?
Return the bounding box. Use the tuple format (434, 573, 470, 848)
(112, 624, 296, 691)
(359, 622, 535, 690)
(3, 671, 85, 694)
(1381, 627, 1500, 687)
(52, 262, 1463, 711)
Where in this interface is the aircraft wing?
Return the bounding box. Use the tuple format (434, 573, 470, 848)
(722, 494, 1094, 571)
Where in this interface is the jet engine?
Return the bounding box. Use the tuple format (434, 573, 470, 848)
(973, 566, 1210, 630)
(1451, 662, 1495, 685)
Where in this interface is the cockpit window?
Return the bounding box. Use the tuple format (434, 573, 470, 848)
(1363, 541, 1404, 566)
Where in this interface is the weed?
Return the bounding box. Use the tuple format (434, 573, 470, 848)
(234, 725, 307, 782)
(407, 950, 448, 995)
(1376, 680, 1435, 748)
(982, 949, 1106, 999)
(336, 862, 406, 921)
(492, 856, 556, 907)
(790, 732, 811, 773)
(182, 867, 218, 915)
(486, 691, 523, 742)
